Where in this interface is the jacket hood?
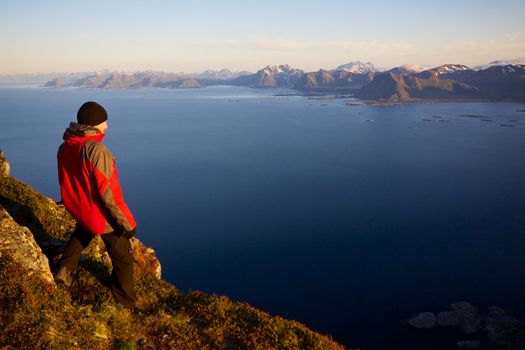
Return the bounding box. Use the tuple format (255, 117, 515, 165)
(63, 122, 105, 143)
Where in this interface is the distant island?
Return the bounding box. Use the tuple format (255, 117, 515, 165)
(3, 60, 525, 102)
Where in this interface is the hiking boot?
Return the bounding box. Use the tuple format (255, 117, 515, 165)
(54, 266, 73, 287)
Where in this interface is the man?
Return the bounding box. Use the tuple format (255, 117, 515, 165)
(54, 101, 137, 310)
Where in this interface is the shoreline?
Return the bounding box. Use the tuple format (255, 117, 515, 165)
(2, 84, 525, 105)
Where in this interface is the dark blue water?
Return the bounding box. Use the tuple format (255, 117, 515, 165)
(1, 86, 524, 349)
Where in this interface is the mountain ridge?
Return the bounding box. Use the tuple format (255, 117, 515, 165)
(11, 59, 525, 102)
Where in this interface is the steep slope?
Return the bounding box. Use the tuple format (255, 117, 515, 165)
(443, 64, 525, 100)
(293, 69, 374, 90)
(253, 65, 305, 88)
(359, 63, 525, 102)
(40, 61, 525, 101)
(359, 65, 486, 102)
(335, 61, 376, 74)
(0, 151, 346, 350)
(223, 64, 305, 88)
(357, 72, 411, 101)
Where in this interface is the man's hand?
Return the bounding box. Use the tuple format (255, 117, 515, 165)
(122, 227, 136, 239)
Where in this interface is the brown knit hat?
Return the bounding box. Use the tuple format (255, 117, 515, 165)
(77, 101, 108, 126)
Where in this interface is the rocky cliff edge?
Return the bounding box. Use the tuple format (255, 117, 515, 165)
(0, 150, 347, 350)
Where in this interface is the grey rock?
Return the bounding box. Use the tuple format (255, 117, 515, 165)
(451, 301, 483, 334)
(409, 312, 437, 329)
(0, 204, 54, 284)
(485, 315, 525, 346)
(438, 311, 461, 327)
(487, 306, 506, 316)
(486, 316, 511, 345)
(461, 317, 482, 335)
(0, 149, 10, 177)
(451, 301, 479, 315)
(457, 340, 480, 349)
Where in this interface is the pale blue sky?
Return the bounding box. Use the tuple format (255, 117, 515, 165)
(1, 0, 524, 73)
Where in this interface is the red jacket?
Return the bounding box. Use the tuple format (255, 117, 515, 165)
(57, 122, 136, 235)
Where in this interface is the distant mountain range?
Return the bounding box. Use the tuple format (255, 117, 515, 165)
(219, 61, 525, 102)
(4, 60, 524, 102)
(45, 71, 202, 89)
(359, 63, 525, 102)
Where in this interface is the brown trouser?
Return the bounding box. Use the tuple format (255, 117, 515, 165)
(59, 224, 136, 309)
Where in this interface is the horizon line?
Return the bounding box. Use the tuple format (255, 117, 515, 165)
(1, 57, 525, 76)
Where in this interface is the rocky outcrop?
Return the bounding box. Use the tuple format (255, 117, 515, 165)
(436, 310, 461, 327)
(0, 150, 9, 177)
(408, 312, 436, 329)
(409, 301, 525, 349)
(130, 237, 161, 279)
(0, 151, 162, 281)
(0, 149, 347, 350)
(450, 301, 483, 334)
(0, 204, 54, 284)
(81, 234, 162, 279)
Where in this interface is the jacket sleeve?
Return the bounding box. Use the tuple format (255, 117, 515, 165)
(87, 143, 137, 232)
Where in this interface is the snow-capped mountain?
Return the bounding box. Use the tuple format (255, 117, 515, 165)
(38, 60, 525, 101)
(497, 64, 525, 74)
(194, 69, 251, 80)
(252, 64, 304, 87)
(335, 61, 376, 73)
(259, 64, 297, 76)
(473, 58, 525, 71)
(432, 64, 471, 75)
(388, 64, 430, 74)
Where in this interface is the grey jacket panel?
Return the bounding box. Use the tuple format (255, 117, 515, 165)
(82, 139, 134, 233)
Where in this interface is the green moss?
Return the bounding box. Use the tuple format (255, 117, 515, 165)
(0, 176, 75, 241)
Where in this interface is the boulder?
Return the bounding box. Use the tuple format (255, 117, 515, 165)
(451, 301, 483, 334)
(130, 237, 162, 279)
(0, 150, 9, 177)
(487, 306, 506, 317)
(76, 234, 161, 279)
(485, 315, 525, 346)
(461, 317, 483, 335)
(409, 312, 437, 329)
(409, 301, 525, 349)
(437, 311, 461, 327)
(451, 301, 479, 315)
(0, 204, 54, 284)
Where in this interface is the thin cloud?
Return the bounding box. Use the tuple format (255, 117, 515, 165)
(506, 32, 525, 41)
(199, 36, 414, 52)
(199, 36, 309, 50)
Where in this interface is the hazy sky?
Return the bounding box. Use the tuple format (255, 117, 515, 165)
(1, 0, 524, 74)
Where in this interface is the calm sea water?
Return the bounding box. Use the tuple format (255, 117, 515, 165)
(1, 86, 524, 349)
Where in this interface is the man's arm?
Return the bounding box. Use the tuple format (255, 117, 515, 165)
(85, 142, 137, 233)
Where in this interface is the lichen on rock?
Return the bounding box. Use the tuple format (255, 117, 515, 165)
(0, 168, 162, 281)
(0, 204, 54, 284)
